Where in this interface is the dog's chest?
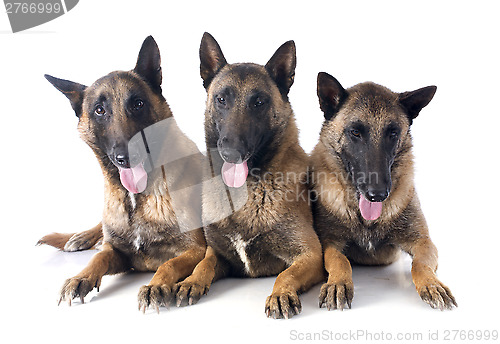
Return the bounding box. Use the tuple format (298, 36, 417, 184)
(232, 177, 286, 229)
(128, 225, 150, 251)
(350, 224, 390, 252)
(204, 175, 292, 276)
(102, 191, 182, 267)
(228, 233, 252, 274)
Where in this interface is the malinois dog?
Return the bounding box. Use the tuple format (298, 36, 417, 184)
(174, 33, 323, 319)
(42, 36, 206, 313)
(311, 72, 457, 310)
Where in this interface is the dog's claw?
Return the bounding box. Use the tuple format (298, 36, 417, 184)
(319, 280, 354, 311)
(265, 290, 301, 320)
(137, 284, 173, 314)
(176, 296, 183, 307)
(418, 281, 457, 311)
(174, 280, 207, 307)
(58, 276, 97, 307)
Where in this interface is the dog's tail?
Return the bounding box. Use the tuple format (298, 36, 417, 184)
(37, 222, 103, 252)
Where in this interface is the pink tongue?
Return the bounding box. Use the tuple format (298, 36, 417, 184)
(119, 164, 147, 194)
(359, 195, 383, 221)
(221, 161, 249, 188)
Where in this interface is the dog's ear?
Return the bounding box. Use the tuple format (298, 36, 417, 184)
(134, 35, 162, 92)
(317, 72, 347, 121)
(399, 86, 437, 124)
(265, 40, 296, 96)
(44, 74, 87, 117)
(200, 32, 227, 89)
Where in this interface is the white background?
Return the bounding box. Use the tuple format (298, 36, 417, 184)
(1, 1, 499, 343)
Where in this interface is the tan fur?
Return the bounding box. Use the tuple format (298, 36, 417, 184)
(312, 76, 456, 310)
(41, 37, 207, 313)
(175, 34, 324, 319)
(37, 223, 103, 252)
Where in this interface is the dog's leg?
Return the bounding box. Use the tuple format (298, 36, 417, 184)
(37, 222, 103, 251)
(403, 237, 457, 310)
(137, 247, 206, 313)
(265, 251, 324, 319)
(59, 242, 130, 305)
(318, 244, 354, 311)
(174, 246, 227, 307)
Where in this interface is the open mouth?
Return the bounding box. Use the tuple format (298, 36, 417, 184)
(358, 192, 383, 221)
(221, 160, 249, 188)
(118, 163, 148, 194)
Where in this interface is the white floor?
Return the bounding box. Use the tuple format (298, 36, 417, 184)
(7, 243, 495, 344)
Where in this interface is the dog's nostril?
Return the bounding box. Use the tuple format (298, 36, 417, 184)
(366, 189, 389, 202)
(220, 148, 243, 164)
(115, 154, 130, 167)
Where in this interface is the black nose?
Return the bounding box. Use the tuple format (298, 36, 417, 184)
(115, 154, 130, 168)
(219, 148, 244, 164)
(366, 188, 389, 202)
(218, 136, 247, 164)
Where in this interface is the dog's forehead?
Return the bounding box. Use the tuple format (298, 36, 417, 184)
(343, 82, 406, 124)
(211, 63, 274, 94)
(86, 71, 147, 100)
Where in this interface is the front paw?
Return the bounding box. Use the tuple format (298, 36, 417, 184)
(137, 284, 174, 313)
(265, 290, 301, 319)
(174, 279, 209, 307)
(417, 279, 457, 310)
(59, 276, 100, 306)
(318, 280, 354, 311)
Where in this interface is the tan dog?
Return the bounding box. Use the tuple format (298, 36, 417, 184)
(41, 36, 206, 313)
(311, 72, 457, 310)
(173, 33, 324, 319)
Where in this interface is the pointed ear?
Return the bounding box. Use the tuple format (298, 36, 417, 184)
(44, 74, 87, 117)
(317, 72, 347, 121)
(265, 40, 296, 96)
(134, 35, 162, 92)
(399, 85, 437, 123)
(199, 32, 227, 89)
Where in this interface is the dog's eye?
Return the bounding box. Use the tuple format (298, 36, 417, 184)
(350, 129, 361, 138)
(389, 130, 399, 139)
(254, 98, 265, 108)
(133, 99, 144, 111)
(217, 97, 226, 105)
(94, 105, 105, 116)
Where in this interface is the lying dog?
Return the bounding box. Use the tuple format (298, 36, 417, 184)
(43, 36, 206, 313)
(174, 33, 324, 319)
(311, 72, 457, 310)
